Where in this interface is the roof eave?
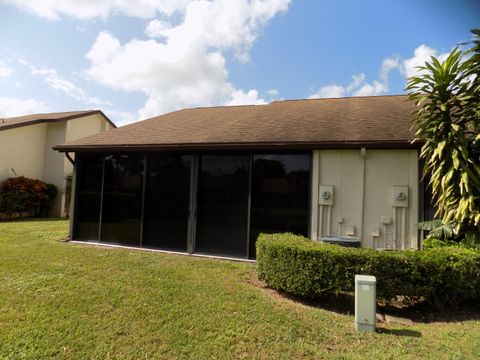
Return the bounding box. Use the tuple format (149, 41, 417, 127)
(54, 140, 420, 153)
(0, 110, 116, 132)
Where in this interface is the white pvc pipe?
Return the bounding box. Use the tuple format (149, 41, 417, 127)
(318, 205, 324, 238)
(326, 206, 331, 236)
(383, 224, 388, 249)
(392, 207, 397, 249)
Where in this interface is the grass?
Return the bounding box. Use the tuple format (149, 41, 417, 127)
(0, 219, 479, 359)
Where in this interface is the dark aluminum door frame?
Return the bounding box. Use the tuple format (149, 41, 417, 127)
(139, 153, 148, 247)
(246, 155, 253, 259)
(193, 152, 252, 258)
(187, 154, 199, 254)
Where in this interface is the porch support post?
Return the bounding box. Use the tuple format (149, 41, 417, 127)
(69, 155, 78, 240)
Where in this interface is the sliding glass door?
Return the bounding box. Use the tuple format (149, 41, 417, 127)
(195, 155, 250, 258)
(74, 151, 310, 259)
(143, 154, 191, 251)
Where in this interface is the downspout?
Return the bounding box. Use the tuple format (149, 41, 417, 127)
(65, 152, 75, 165)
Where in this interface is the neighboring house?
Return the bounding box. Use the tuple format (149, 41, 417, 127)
(0, 110, 116, 217)
(55, 95, 429, 260)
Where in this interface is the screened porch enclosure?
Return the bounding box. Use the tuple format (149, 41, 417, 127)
(74, 152, 310, 259)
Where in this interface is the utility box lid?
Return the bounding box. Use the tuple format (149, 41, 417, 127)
(320, 236, 359, 242)
(355, 275, 376, 283)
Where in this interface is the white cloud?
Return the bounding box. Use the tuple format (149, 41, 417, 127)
(0, 66, 12, 78)
(309, 44, 452, 99)
(379, 56, 400, 82)
(266, 88, 279, 97)
(225, 89, 267, 106)
(0, 96, 49, 117)
(19, 59, 111, 106)
(85, 0, 290, 118)
(401, 44, 449, 78)
(309, 84, 345, 99)
(103, 109, 138, 127)
(309, 73, 389, 100)
(144, 19, 172, 38)
(1, 0, 190, 20)
(345, 73, 365, 93)
(309, 71, 390, 99)
(352, 80, 388, 96)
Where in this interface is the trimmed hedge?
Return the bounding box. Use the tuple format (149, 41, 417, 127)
(256, 233, 480, 307)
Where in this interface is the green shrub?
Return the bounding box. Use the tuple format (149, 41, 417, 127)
(36, 183, 58, 217)
(0, 177, 58, 218)
(256, 233, 480, 308)
(423, 237, 460, 249)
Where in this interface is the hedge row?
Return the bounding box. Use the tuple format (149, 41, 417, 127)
(256, 233, 480, 307)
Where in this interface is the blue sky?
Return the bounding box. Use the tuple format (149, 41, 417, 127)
(0, 0, 478, 125)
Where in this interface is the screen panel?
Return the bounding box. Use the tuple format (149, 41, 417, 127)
(75, 154, 104, 241)
(250, 154, 311, 258)
(143, 154, 191, 251)
(195, 155, 250, 258)
(101, 154, 144, 246)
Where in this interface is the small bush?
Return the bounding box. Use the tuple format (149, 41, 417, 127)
(423, 237, 459, 249)
(256, 233, 480, 308)
(0, 177, 58, 218)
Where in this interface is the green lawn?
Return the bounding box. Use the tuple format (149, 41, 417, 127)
(0, 220, 479, 359)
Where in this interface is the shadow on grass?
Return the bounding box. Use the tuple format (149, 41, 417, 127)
(376, 328, 422, 337)
(251, 278, 480, 324)
(379, 301, 480, 324)
(0, 217, 68, 223)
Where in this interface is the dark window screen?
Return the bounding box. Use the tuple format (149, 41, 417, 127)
(143, 154, 191, 251)
(195, 155, 250, 258)
(76, 155, 104, 240)
(250, 154, 310, 258)
(101, 154, 144, 246)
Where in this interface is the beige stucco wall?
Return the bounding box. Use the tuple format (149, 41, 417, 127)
(0, 113, 113, 217)
(0, 123, 47, 181)
(64, 113, 113, 176)
(310, 149, 419, 249)
(56, 114, 112, 216)
(65, 113, 111, 143)
(42, 122, 68, 216)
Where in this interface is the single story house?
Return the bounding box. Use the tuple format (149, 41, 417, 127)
(55, 95, 431, 260)
(0, 110, 115, 217)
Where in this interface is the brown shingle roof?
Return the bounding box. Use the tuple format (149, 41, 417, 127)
(55, 95, 417, 152)
(0, 110, 116, 131)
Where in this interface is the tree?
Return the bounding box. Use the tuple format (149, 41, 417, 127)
(407, 29, 480, 244)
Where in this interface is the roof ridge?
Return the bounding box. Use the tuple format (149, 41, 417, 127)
(184, 94, 409, 111)
(1, 110, 99, 121)
(271, 94, 408, 104)
(193, 103, 265, 110)
(0, 110, 116, 131)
